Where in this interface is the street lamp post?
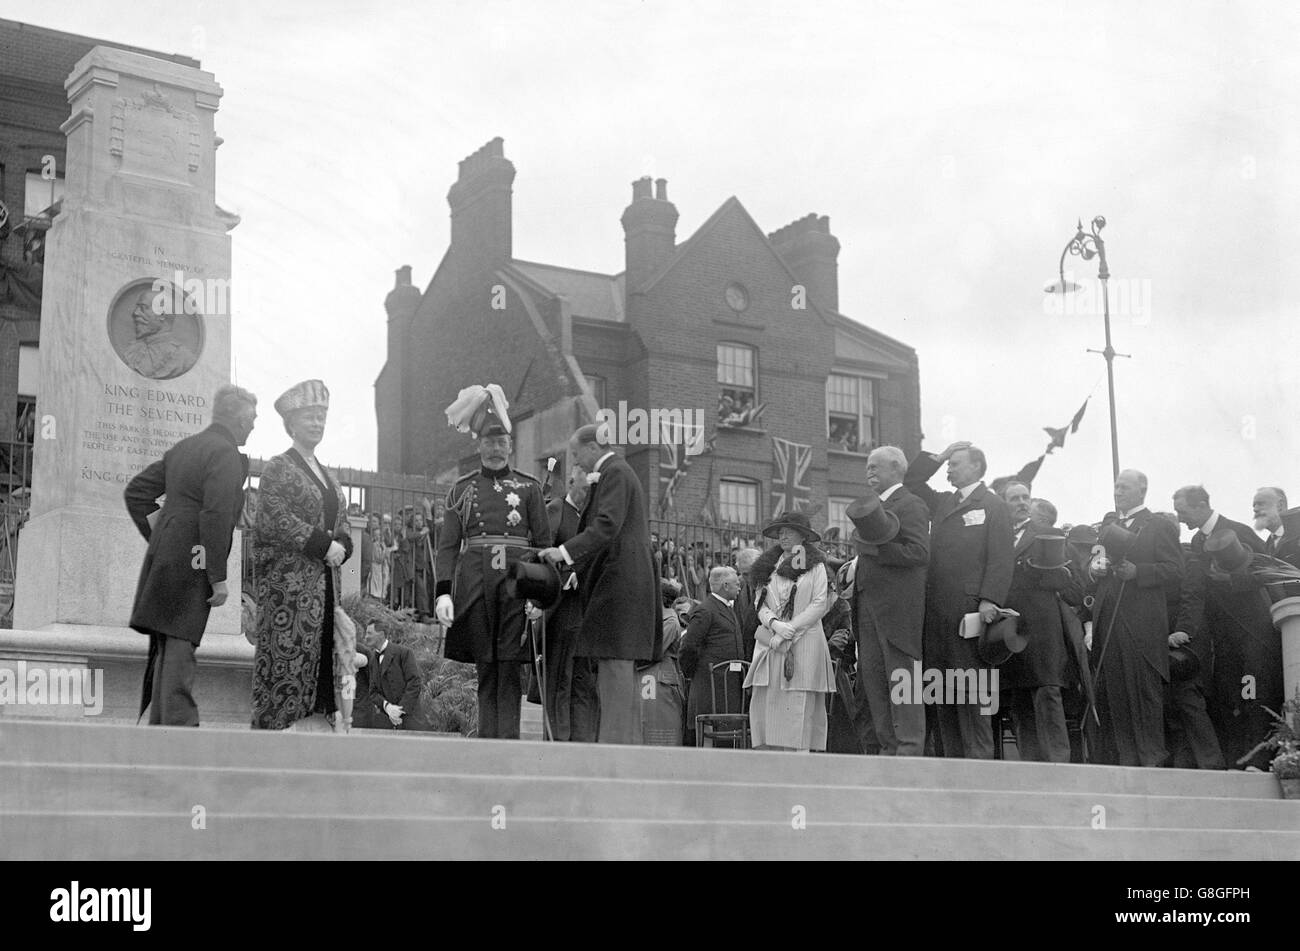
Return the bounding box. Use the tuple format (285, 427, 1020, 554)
(1045, 215, 1128, 483)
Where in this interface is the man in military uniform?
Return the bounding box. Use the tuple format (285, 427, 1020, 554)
(434, 396, 550, 739)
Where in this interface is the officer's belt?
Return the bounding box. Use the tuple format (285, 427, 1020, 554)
(463, 535, 537, 550)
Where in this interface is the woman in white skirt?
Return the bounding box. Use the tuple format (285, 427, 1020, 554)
(743, 511, 836, 751)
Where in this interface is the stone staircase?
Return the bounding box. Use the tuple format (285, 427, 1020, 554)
(1, 716, 1295, 860)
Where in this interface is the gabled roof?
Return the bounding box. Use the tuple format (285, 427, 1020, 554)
(833, 315, 914, 372)
(511, 259, 625, 322)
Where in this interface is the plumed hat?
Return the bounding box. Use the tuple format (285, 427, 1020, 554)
(274, 379, 329, 419)
(445, 383, 512, 439)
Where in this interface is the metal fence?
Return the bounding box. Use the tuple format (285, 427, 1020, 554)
(648, 516, 856, 604)
(0, 427, 35, 627)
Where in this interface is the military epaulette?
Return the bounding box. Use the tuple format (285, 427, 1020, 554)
(511, 468, 540, 483)
(454, 470, 477, 483)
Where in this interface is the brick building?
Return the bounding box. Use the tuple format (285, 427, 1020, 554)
(0, 19, 199, 620)
(377, 138, 922, 539)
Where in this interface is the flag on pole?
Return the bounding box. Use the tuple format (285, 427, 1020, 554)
(658, 418, 691, 514)
(1043, 397, 1089, 454)
(770, 436, 812, 518)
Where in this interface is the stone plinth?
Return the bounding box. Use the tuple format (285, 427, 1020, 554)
(4, 46, 249, 722)
(1269, 596, 1300, 704)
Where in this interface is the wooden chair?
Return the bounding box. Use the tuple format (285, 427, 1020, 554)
(695, 660, 751, 749)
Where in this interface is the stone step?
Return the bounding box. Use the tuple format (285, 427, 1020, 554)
(2, 812, 1295, 861)
(4, 759, 1294, 832)
(1, 718, 1281, 800)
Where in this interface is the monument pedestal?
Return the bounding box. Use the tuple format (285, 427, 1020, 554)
(0, 47, 252, 724)
(1270, 596, 1300, 705)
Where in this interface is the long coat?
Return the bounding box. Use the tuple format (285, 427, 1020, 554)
(904, 453, 1014, 671)
(125, 422, 248, 645)
(563, 454, 659, 662)
(1001, 521, 1073, 689)
(743, 557, 835, 692)
(848, 484, 930, 662)
(368, 641, 424, 730)
(250, 449, 352, 730)
(435, 467, 550, 664)
(1091, 509, 1182, 687)
(681, 594, 746, 721)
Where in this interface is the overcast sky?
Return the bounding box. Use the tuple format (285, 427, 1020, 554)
(11, 0, 1299, 531)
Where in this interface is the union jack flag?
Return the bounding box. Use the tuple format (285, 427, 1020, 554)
(657, 418, 703, 514)
(770, 436, 812, 518)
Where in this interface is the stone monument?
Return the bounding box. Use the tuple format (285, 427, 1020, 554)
(3, 47, 250, 722)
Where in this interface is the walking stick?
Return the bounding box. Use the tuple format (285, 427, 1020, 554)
(1082, 577, 1127, 729)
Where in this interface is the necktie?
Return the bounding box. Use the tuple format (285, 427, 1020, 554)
(1268, 535, 1279, 555)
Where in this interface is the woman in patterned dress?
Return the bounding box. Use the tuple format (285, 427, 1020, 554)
(250, 380, 354, 731)
(743, 511, 835, 751)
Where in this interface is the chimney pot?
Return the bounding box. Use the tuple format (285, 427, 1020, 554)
(396, 265, 412, 288)
(654, 178, 668, 200)
(632, 176, 653, 200)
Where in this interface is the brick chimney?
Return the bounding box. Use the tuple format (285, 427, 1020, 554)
(768, 213, 841, 313)
(621, 175, 678, 290)
(447, 137, 515, 264)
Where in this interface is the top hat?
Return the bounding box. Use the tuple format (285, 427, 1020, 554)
(1026, 532, 1070, 570)
(1281, 506, 1300, 539)
(761, 510, 821, 544)
(1099, 521, 1136, 558)
(1168, 645, 1201, 683)
(274, 379, 329, 419)
(977, 613, 1027, 666)
(1067, 524, 1099, 549)
(846, 492, 900, 548)
(1204, 529, 1252, 573)
(506, 557, 562, 612)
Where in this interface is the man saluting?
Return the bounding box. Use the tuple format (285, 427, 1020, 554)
(435, 385, 550, 739)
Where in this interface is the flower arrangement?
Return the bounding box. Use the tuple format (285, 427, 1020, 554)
(1249, 688, 1300, 791)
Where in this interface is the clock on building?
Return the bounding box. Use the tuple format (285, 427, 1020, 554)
(724, 282, 749, 312)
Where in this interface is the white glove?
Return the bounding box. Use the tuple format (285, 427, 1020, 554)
(435, 594, 454, 626)
(325, 540, 346, 567)
(524, 600, 542, 621)
(771, 620, 795, 639)
(770, 633, 791, 654)
(384, 701, 404, 725)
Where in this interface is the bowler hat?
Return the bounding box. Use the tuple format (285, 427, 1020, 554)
(506, 557, 562, 612)
(1168, 646, 1201, 683)
(761, 510, 821, 544)
(1099, 521, 1136, 558)
(1026, 532, 1070, 570)
(1204, 529, 1252, 573)
(847, 492, 900, 547)
(977, 613, 1027, 666)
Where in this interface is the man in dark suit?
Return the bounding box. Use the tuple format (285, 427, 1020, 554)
(1172, 485, 1277, 769)
(125, 384, 256, 726)
(734, 548, 762, 666)
(1088, 470, 1183, 767)
(905, 440, 1013, 759)
(352, 639, 378, 729)
(539, 466, 596, 741)
(680, 565, 745, 745)
(1253, 487, 1299, 567)
(539, 424, 659, 745)
(850, 446, 930, 756)
(364, 623, 423, 730)
(999, 483, 1072, 762)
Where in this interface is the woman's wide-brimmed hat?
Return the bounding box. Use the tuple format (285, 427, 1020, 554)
(274, 379, 329, 419)
(847, 491, 900, 547)
(761, 510, 821, 543)
(1204, 529, 1252, 573)
(1067, 524, 1099, 549)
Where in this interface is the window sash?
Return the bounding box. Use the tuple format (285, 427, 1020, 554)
(719, 479, 758, 526)
(717, 345, 755, 388)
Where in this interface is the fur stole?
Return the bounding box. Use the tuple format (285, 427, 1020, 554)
(748, 542, 826, 588)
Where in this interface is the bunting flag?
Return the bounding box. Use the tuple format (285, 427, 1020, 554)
(1043, 398, 1089, 454)
(770, 436, 812, 518)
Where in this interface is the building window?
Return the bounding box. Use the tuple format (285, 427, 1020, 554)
(584, 374, 606, 409)
(826, 497, 854, 544)
(24, 171, 64, 219)
(717, 343, 762, 427)
(718, 477, 759, 527)
(826, 374, 877, 454)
